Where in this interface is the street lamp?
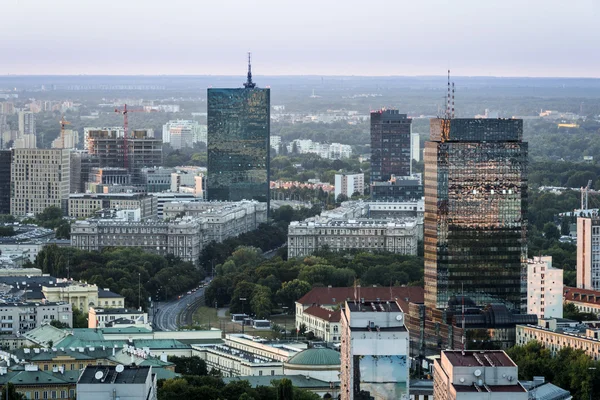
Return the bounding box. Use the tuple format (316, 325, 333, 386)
(240, 297, 247, 334)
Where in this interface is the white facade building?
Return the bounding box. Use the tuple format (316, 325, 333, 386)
(411, 132, 420, 162)
(14, 134, 37, 149)
(0, 302, 72, 335)
(527, 256, 563, 319)
(162, 120, 205, 148)
(270, 135, 282, 153)
(287, 139, 352, 160)
(340, 300, 410, 400)
(334, 173, 365, 199)
(577, 216, 600, 290)
(77, 365, 157, 400)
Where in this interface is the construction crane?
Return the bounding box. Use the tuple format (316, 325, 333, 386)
(114, 104, 147, 169)
(59, 116, 71, 148)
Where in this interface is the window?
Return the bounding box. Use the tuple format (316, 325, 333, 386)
(259, 371, 263, 376)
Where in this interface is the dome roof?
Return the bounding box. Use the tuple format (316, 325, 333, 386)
(287, 348, 341, 366)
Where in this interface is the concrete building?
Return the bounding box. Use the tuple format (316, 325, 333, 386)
(526, 256, 563, 319)
(89, 307, 148, 329)
(370, 109, 412, 184)
(287, 139, 352, 160)
(18, 111, 35, 136)
(335, 173, 364, 200)
(13, 134, 37, 149)
(270, 135, 282, 153)
(10, 149, 71, 216)
(296, 306, 341, 343)
(411, 132, 420, 162)
(0, 150, 10, 214)
(140, 167, 173, 192)
(288, 219, 418, 258)
(577, 216, 600, 290)
(162, 120, 203, 149)
(77, 365, 157, 400)
(563, 286, 600, 316)
(0, 302, 72, 334)
(516, 322, 600, 361)
(42, 281, 103, 312)
(88, 167, 131, 186)
(68, 193, 156, 219)
(340, 300, 410, 400)
(170, 167, 205, 197)
(71, 216, 204, 265)
(152, 192, 197, 218)
(51, 129, 79, 149)
(371, 175, 423, 202)
(0, 364, 79, 400)
(433, 350, 527, 400)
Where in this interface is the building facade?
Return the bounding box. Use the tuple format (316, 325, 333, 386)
(370, 109, 412, 184)
(0, 302, 72, 335)
(10, 149, 71, 216)
(18, 111, 36, 136)
(207, 81, 270, 209)
(77, 365, 157, 400)
(563, 286, 600, 316)
(433, 350, 527, 399)
(516, 323, 600, 361)
(162, 120, 203, 149)
(577, 216, 600, 290)
(371, 176, 423, 202)
(526, 256, 563, 319)
(334, 173, 364, 200)
(424, 118, 527, 312)
(68, 193, 156, 219)
(0, 150, 10, 214)
(340, 300, 410, 400)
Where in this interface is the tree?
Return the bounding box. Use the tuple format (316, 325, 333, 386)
(0, 382, 25, 400)
(542, 222, 561, 241)
(50, 320, 70, 329)
(251, 285, 272, 319)
(168, 356, 208, 376)
(72, 307, 88, 328)
(0, 226, 15, 236)
(277, 378, 293, 400)
(276, 279, 312, 310)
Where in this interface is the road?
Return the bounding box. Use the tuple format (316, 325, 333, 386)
(152, 279, 210, 331)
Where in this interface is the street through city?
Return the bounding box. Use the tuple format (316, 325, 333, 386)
(152, 280, 210, 331)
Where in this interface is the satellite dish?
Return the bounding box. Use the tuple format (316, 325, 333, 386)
(94, 371, 103, 380)
(396, 315, 403, 321)
(474, 369, 482, 377)
(115, 365, 124, 373)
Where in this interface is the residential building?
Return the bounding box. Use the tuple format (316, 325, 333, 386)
(411, 132, 420, 162)
(51, 129, 79, 149)
(18, 111, 35, 136)
(340, 300, 410, 400)
(10, 149, 71, 216)
(13, 134, 37, 149)
(152, 192, 197, 218)
(527, 256, 563, 319)
(424, 118, 527, 312)
(577, 215, 600, 290)
(0, 302, 72, 334)
(170, 167, 205, 197)
(70, 216, 204, 265)
(270, 135, 281, 153)
(370, 109, 412, 184)
(516, 322, 600, 361)
(0, 364, 79, 400)
(371, 175, 423, 202)
(433, 350, 527, 400)
(77, 365, 157, 400)
(68, 193, 156, 219)
(0, 102, 15, 115)
(295, 286, 424, 342)
(286, 139, 352, 159)
(0, 150, 10, 214)
(207, 59, 270, 209)
(288, 218, 418, 258)
(334, 173, 364, 200)
(563, 286, 600, 316)
(89, 307, 148, 329)
(162, 120, 203, 149)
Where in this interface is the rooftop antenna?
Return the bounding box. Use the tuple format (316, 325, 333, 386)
(451, 82, 455, 119)
(446, 70, 451, 119)
(244, 52, 256, 89)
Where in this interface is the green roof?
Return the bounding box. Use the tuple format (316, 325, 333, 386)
(223, 375, 335, 389)
(286, 348, 341, 366)
(0, 369, 80, 386)
(152, 367, 180, 381)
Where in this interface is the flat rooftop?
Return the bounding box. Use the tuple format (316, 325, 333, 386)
(78, 365, 151, 384)
(347, 301, 402, 313)
(443, 351, 516, 368)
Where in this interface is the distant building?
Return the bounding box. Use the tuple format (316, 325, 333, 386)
(10, 149, 71, 216)
(411, 132, 420, 162)
(151, 192, 197, 218)
(340, 299, 410, 400)
(370, 109, 412, 184)
(563, 286, 600, 316)
(0, 302, 72, 334)
(207, 58, 270, 209)
(270, 135, 281, 153)
(89, 307, 148, 329)
(13, 134, 37, 149)
(18, 111, 35, 136)
(527, 256, 563, 319)
(76, 365, 157, 400)
(287, 139, 352, 159)
(0, 150, 10, 214)
(68, 193, 156, 219)
(0, 364, 79, 400)
(433, 350, 527, 399)
(140, 167, 173, 193)
(162, 120, 203, 149)
(371, 175, 423, 202)
(51, 129, 79, 149)
(334, 173, 364, 199)
(577, 216, 600, 290)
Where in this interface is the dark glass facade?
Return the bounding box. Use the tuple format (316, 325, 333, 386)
(424, 118, 527, 313)
(207, 88, 270, 208)
(371, 179, 423, 202)
(370, 110, 412, 184)
(0, 150, 10, 214)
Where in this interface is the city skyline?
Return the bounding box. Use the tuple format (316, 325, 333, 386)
(0, 0, 598, 77)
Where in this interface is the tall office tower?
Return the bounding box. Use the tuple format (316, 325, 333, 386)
(207, 54, 270, 208)
(370, 109, 412, 184)
(424, 118, 527, 312)
(84, 127, 162, 183)
(10, 149, 71, 216)
(0, 150, 11, 214)
(18, 111, 36, 136)
(577, 216, 600, 290)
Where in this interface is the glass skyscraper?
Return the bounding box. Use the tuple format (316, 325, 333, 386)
(370, 109, 412, 184)
(424, 118, 527, 312)
(207, 84, 270, 207)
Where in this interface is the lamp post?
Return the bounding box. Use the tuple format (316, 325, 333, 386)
(240, 297, 247, 334)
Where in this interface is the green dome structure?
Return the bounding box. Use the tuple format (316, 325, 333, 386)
(287, 348, 341, 366)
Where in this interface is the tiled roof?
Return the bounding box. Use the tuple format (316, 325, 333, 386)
(564, 286, 600, 305)
(297, 286, 424, 312)
(303, 306, 341, 322)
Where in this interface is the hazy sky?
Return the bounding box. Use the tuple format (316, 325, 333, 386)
(1, 0, 598, 77)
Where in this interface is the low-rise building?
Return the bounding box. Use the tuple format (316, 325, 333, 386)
(516, 322, 600, 361)
(296, 306, 341, 343)
(42, 281, 100, 313)
(370, 175, 423, 202)
(89, 307, 148, 329)
(433, 350, 527, 400)
(0, 364, 79, 400)
(0, 302, 72, 334)
(526, 256, 563, 319)
(563, 286, 600, 316)
(340, 300, 410, 400)
(77, 365, 157, 400)
(68, 193, 156, 219)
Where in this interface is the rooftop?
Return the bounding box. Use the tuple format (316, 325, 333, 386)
(564, 285, 600, 305)
(286, 348, 341, 366)
(98, 289, 123, 299)
(303, 306, 341, 322)
(78, 365, 151, 385)
(223, 375, 337, 389)
(347, 301, 402, 313)
(443, 350, 516, 368)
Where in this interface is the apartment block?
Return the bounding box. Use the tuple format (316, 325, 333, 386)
(526, 256, 563, 319)
(68, 193, 156, 219)
(334, 173, 364, 200)
(10, 149, 71, 216)
(577, 216, 600, 290)
(516, 322, 600, 361)
(0, 150, 10, 214)
(18, 111, 36, 136)
(0, 302, 72, 335)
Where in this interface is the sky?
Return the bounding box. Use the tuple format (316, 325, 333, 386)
(1, 0, 599, 77)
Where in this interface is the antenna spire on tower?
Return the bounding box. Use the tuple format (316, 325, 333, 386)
(244, 52, 256, 89)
